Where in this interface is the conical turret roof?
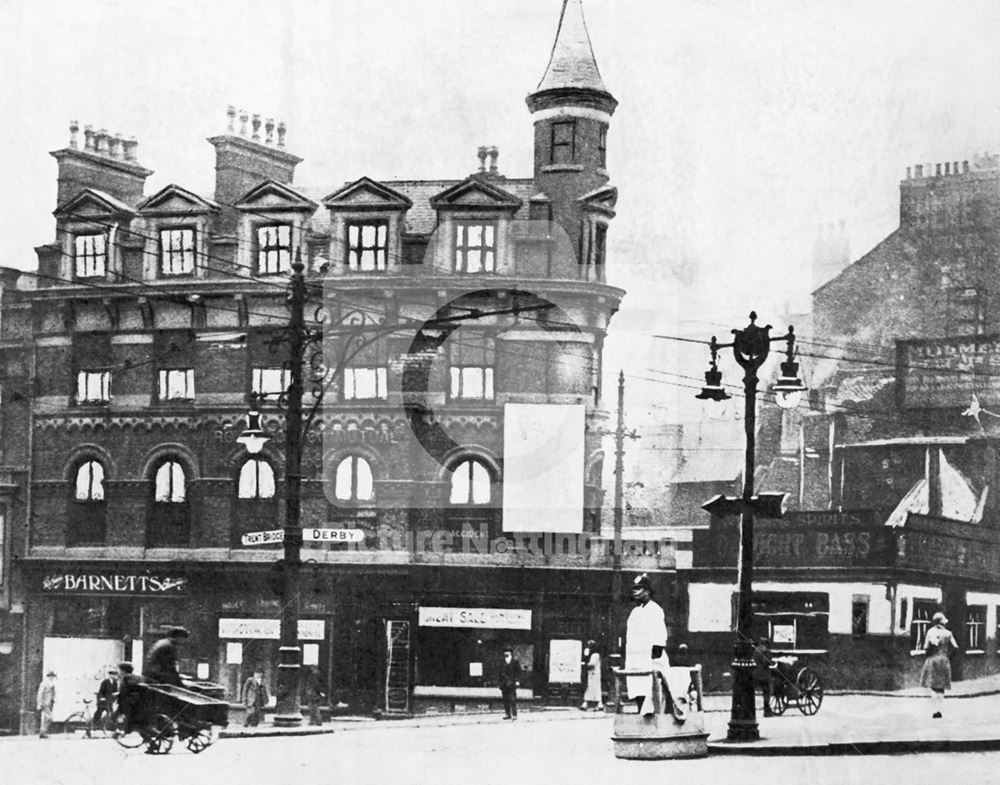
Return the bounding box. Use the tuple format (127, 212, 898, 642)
(536, 0, 610, 94)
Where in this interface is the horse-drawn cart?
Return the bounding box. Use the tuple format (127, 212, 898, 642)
(113, 682, 229, 755)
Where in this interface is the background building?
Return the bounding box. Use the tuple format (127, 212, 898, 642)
(686, 152, 1000, 690)
(0, 0, 690, 733)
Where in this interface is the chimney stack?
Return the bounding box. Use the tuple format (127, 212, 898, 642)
(208, 105, 302, 235)
(51, 120, 152, 209)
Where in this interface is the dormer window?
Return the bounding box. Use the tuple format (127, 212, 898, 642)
(455, 221, 496, 273)
(75, 233, 107, 278)
(257, 224, 292, 275)
(551, 120, 577, 165)
(160, 228, 196, 275)
(346, 221, 388, 272)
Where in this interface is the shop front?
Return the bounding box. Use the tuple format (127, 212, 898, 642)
(20, 563, 335, 732)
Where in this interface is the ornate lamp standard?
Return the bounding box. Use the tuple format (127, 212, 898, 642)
(696, 311, 806, 742)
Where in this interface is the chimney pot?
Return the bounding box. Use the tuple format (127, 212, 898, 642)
(69, 120, 80, 150)
(97, 128, 110, 155)
(964, 160, 970, 173)
(945, 162, 951, 175)
(123, 137, 138, 162)
(906, 166, 911, 179)
(915, 164, 923, 177)
(110, 133, 125, 160)
(477, 146, 488, 172)
(239, 110, 249, 137)
(488, 145, 499, 174)
(227, 105, 237, 134)
(251, 114, 261, 142)
(265, 117, 275, 145)
(935, 163, 942, 176)
(277, 121, 286, 148)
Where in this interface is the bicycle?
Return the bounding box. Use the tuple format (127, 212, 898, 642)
(60, 697, 112, 738)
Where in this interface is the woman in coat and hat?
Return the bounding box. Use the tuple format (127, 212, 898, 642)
(580, 640, 603, 711)
(920, 612, 958, 718)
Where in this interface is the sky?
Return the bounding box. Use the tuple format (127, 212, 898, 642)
(2, 0, 1000, 434)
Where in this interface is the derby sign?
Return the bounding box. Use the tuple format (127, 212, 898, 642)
(241, 528, 365, 546)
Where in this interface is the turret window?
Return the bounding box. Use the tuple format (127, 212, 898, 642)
(257, 224, 292, 275)
(455, 221, 496, 273)
(346, 221, 388, 272)
(598, 125, 607, 168)
(551, 120, 577, 165)
(75, 233, 107, 278)
(593, 224, 607, 266)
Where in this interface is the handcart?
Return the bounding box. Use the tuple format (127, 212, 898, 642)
(113, 682, 229, 754)
(769, 655, 823, 716)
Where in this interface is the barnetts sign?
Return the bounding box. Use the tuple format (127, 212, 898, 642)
(42, 572, 188, 595)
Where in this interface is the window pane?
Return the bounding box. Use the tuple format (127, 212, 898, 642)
(155, 463, 172, 502)
(362, 224, 376, 246)
(483, 250, 495, 272)
(377, 224, 387, 245)
(450, 462, 471, 504)
(484, 368, 494, 399)
(464, 367, 484, 399)
(238, 460, 258, 499)
(376, 368, 388, 397)
(466, 250, 481, 273)
(450, 367, 461, 398)
(335, 459, 353, 501)
(483, 225, 495, 247)
(471, 461, 491, 504)
(355, 458, 373, 501)
(361, 250, 375, 271)
(349, 225, 360, 245)
(257, 461, 275, 498)
(171, 462, 186, 502)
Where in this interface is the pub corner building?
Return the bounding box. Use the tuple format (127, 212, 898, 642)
(0, 0, 693, 733)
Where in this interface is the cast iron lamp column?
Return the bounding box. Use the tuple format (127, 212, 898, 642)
(236, 258, 307, 727)
(696, 312, 806, 742)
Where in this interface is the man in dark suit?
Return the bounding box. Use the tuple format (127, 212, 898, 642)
(93, 669, 118, 728)
(143, 627, 189, 687)
(499, 647, 522, 720)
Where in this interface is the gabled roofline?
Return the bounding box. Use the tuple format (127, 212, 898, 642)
(322, 176, 414, 210)
(429, 175, 523, 210)
(53, 188, 136, 219)
(235, 179, 318, 211)
(137, 184, 220, 215)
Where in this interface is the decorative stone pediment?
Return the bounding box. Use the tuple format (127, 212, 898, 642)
(138, 184, 219, 217)
(54, 188, 135, 220)
(578, 184, 618, 216)
(235, 179, 317, 213)
(323, 177, 412, 212)
(429, 176, 522, 212)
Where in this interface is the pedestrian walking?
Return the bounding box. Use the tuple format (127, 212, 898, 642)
(580, 640, 603, 711)
(499, 647, 522, 720)
(93, 668, 119, 729)
(920, 612, 958, 718)
(36, 671, 57, 738)
(242, 670, 269, 727)
(303, 666, 327, 726)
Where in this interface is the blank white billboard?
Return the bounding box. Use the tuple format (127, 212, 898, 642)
(502, 403, 585, 532)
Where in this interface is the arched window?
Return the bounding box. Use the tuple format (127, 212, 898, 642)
(75, 460, 105, 501)
(154, 459, 186, 503)
(238, 458, 276, 499)
(449, 459, 492, 505)
(334, 456, 374, 502)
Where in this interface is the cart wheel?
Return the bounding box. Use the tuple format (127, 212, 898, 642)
(797, 668, 823, 716)
(771, 691, 788, 716)
(111, 712, 145, 749)
(187, 726, 215, 754)
(143, 714, 175, 755)
(59, 711, 92, 739)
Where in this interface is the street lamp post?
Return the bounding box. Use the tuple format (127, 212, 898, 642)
(236, 258, 308, 726)
(696, 311, 806, 742)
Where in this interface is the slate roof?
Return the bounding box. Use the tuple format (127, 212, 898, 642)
(301, 178, 535, 236)
(535, 0, 610, 95)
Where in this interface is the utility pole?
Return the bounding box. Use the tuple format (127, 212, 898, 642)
(610, 370, 637, 664)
